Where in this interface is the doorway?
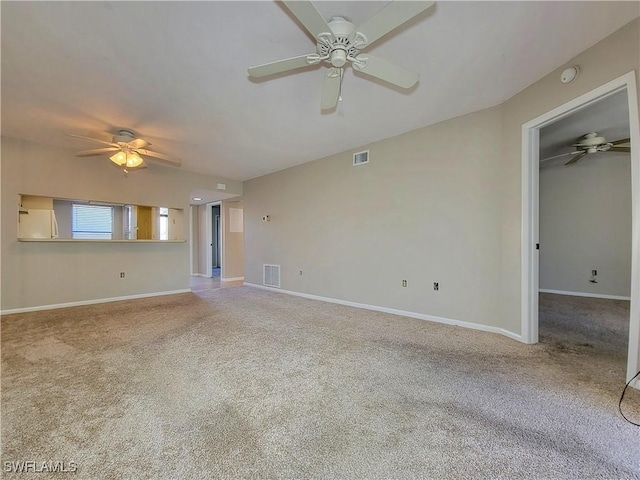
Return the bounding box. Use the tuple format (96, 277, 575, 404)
(211, 204, 221, 278)
(205, 201, 223, 279)
(521, 71, 640, 388)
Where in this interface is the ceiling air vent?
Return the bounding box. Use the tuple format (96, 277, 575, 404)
(263, 264, 281, 288)
(353, 150, 369, 166)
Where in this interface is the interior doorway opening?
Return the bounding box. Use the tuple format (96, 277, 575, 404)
(211, 204, 221, 278)
(206, 201, 222, 279)
(521, 71, 640, 388)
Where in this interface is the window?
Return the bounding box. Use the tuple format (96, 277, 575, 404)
(71, 204, 113, 239)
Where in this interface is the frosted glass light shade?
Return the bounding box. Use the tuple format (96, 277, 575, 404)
(125, 152, 144, 168)
(110, 151, 127, 166)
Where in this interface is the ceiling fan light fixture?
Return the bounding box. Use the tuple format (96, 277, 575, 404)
(110, 150, 144, 168)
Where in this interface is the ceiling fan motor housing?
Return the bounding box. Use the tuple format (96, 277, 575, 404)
(113, 129, 136, 144)
(317, 17, 361, 68)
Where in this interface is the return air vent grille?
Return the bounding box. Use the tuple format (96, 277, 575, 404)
(263, 264, 281, 288)
(353, 150, 369, 166)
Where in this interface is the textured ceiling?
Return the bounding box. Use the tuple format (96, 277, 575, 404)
(2, 1, 639, 182)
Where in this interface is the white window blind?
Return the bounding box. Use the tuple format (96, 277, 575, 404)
(72, 204, 113, 239)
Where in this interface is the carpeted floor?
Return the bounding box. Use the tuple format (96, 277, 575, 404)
(1, 288, 639, 479)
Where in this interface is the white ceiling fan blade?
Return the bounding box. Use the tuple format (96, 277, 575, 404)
(356, 0, 434, 48)
(248, 54, 317, 78)
(321, 68, 342, 110)
(135, 148, 181, 167)
(128, 138, 150, 149)
(282, 0, 333, 41)
(68, 134, 118, 148)
(611, 137, 630, 146)
(540, 151, 582, 163)
(565, 151, 588, 165)
(352, 54, 419, 88)
(76, 147, 120, 157)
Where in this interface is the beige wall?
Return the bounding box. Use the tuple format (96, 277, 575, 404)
(244, 19, 639, 337)
(1, 137, 242, 311)
(196, 204, 208, 275)
(245, 105, 504, 327)
(539, 153, 631, 297)
(191, 205, 199, 274)
(222, 199, 244, 280)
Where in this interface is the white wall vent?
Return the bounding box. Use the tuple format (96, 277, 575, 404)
(353, 150, 369, 166)
(263, 264, 281, 288)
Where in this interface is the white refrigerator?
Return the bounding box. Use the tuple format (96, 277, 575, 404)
(18, 209, 58, 239)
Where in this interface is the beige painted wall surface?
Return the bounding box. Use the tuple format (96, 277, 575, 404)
(245, 106, 503, 327)
(191, 205, 200, 274)
(500, 18, 639, 330)
(539, 153, 631, 296)
(223, 199, 244, 280)
(1, 137, 242, 311)
(197, 204, 208, 275)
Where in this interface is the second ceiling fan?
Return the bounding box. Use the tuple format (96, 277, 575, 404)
(541, 132, 631, 166)
(248, 0, 435, 110)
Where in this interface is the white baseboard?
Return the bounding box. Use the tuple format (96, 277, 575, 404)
(222, 277, 244, 282)
(539, 289, 631, 301)
(190, 274, 209, 278)
(244, 283, 523, 343)
(1, 289, 192, 316)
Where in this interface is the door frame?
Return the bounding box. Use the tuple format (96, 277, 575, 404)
(521, 71, 640, 388)
(206, 201, 223, 278)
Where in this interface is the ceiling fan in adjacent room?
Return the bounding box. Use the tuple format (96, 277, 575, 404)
(69, 130, 181, 171)
(247, 0, 435, 110)
(541, 132, 631, 166)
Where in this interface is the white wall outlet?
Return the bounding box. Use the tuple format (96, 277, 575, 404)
(402, 280, 407, 287)
(433, 282, 439, 291)
(262, 215, 270, 222)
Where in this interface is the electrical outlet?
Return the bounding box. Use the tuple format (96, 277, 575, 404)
(120, 272, 125, 278)
(592, 270, 597, 276)
(299, 270, 303, 276)
(402, 280, 407, 287)
(433, 282, 439, 291)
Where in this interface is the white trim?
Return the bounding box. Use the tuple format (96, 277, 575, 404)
(521, 71, 640, 386)
(1, 289, 191, 316)
(190, 273, 209, 278)
(245, 283, 523, 342)
(539, 289, 631, 301)
(221, 277, 244, 282)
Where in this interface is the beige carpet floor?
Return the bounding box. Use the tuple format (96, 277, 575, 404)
(2, 288, 639, 479)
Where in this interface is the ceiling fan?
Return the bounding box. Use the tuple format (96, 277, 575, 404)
(69, 130, 181, 171)
(541, 132, 631, 166)
(248, 0, 435, 110)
